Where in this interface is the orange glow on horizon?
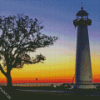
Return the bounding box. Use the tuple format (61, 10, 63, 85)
(0, 54, 100, 83)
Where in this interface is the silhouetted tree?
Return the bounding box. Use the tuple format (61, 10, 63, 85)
(0, 14, 58, 87)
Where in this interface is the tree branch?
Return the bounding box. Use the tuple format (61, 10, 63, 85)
(0, 64, 7, 77)
(13, 31, 31, 57)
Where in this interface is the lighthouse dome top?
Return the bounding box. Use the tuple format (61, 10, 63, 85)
(76, 7, 89, 16)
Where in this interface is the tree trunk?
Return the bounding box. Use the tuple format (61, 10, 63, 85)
(0, 64, 12, 87)
(7, 71, 12, 87)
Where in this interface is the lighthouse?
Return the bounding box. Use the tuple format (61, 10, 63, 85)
(73, 7, 95, 89)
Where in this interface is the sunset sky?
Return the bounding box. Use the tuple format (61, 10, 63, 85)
(0, 0, 100, 83)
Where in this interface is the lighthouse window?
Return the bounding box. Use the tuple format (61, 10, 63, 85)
(77, 16, 88, 20)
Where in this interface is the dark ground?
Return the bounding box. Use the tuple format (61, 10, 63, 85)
(0, 86, 100, 100)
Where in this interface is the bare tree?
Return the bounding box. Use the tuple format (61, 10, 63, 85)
(0, 14, 58, 87)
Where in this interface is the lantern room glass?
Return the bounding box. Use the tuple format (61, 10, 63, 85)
(76, 15, 88, 20)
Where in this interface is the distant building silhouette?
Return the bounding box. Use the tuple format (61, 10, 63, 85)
(36, 78, 38, 81)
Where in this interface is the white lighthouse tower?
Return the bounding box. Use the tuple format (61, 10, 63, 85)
(73, 7, 95, 89)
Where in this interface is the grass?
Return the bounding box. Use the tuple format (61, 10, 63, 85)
(0, 86, 100, 100)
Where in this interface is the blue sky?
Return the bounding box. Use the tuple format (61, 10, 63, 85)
(0, 0, 100, 60)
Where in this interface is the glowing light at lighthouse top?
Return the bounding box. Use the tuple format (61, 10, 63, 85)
(73, 6, 92, 28)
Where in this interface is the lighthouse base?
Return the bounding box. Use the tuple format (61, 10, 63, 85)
(73, 84, 96, 89)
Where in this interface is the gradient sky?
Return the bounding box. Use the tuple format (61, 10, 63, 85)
(0, 0, 100, 83)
